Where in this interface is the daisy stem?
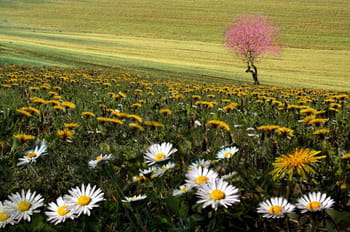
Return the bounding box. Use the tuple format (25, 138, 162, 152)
(209, 211, 217, 232)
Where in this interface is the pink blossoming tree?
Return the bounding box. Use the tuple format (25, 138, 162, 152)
(225, 14, 281, 85)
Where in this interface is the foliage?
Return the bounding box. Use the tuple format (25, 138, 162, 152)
(0, 65, 349, 231)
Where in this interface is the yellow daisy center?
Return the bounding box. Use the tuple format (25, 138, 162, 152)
(268, 205, 283, 215)
(26, 152, 37, 159)
(180, 187, 187, 192)
(130, 196, 137, 200)
(57, 205, 70, 216)
(195, 176, 209, 184)
(155, 153, 165, 161)
(306, 201, 321, 211)
(96, 155, 103, 161)
(210, 189, 225, 200)
(77, 195, 91, 206)
(18, 201, 31, 211)
(0, 211, 10, 221)
(224, 152, 233, 158)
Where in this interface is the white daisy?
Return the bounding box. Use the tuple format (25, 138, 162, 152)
(222, 171, 238, 181)
(5, 189, 44, 222)
(121, 194, 147, 202)
(185, 167, 219, 187)
(144, 142, 177, 165)
(196, 178, 240, 211)
(17, 140, 48, 166)
(139, 166, 158, 175)
(257, 197, 295, 218)
(63, 184, 105, 217)
(150, 162, 176, 179)
(45, 196, 76, 225)
(0, 201, 15, 228)
(188, 159, 211, 170)
(296, 192, 335, 213)
(216, 146, 239, 159)
(172, 184, 192, 196)
(88, 153, 112, 168)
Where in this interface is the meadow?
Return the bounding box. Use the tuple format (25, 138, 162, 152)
(0, 0, 350, 90)
(0, 65, 349, 231)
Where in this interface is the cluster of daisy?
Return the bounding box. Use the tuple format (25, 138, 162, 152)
(257, 192, 335, 218)
(0, 184, 104, 228)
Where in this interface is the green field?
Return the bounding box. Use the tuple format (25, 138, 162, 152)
(0, 0, 350, 90)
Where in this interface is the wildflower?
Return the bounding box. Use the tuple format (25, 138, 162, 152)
(53, 106, 65, 111)
(0, 201, 15, 228)
(132, 174, 147, 183)
(196, 178, 240, 211)
(216, 146, 239, 159)
(257, 125, 280, 133)
(275, 127, 294, 137)
(270, 148, 326, 181)
(129, 123, 145, 131)
(64, 123, 79, 129)
(13, 134, 36, 143)
(5, 189, 44, 222)
(159, 108, 172, 115)
(61, 101, 76, 109)
(64, 184, 105, 217)
(308, 118, 328, 126)
(172, 184, 192, 196)
(144, 142, 177, 165)
(296, 192, 335, 213)
(188, 159, 211, 170)
(81, 112, 96, 117)
(17, 140, 48, 166)
(30, 97, 47, 105)
(45, 196, 76, 225)
(257, 197, 295, 218)
(130, 103, 142, 108)
(88, 154, 112, 168)
(313, 129, 330, 136)
(118, 91, 127, 98)
(299, 115, 316, 124)
(223, 103, 238, 112)
(207, 120, 230, 131)
(0, 142, 5, 152)
(341, 153, 350, 159)
(126, 114, 143, 123)
(57, 129, 74, 140)
(16, 109, 32, 117)
(144, 121, 164, 127)
(222, 171, 237, 181)
(185, 167, 219, 187)
(121, 195, 147, 202)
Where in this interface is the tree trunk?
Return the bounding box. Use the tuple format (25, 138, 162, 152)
(245, 62, 260, 85)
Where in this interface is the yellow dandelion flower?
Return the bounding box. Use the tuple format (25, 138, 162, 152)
(144, 121, 164, 127)
(270, 148, 326, 181)
(129, 123, 145, 131)
(159, 109, 172, 115)
(16, 109, 32, 117)
(300, 115, 316, 124)
(300, 107, 318, 115)
(30, 97, 47, 105)
(341, 153, 350, 159)
(53, 95, 62, 100)
(308, 118, 328, 126)
(81, 112, 96, 117)
(275, 127, 294, 137)
(1, 84, 11, 88)
(13, 134, 36, 143)
(61, 101, 76, 109)
(207, 94, 215, 99)
(47, 100, 61, 106)
(126, 114, 143, 123)
(29, 87, 40, 91)
(313, 129, 330, 136)
(192, 95, 202, 100)
(53, 86, 62, 91)
(207, 120, 230, 131)
(53, 106, 65, 111)
(0, 141, 5, 151)
(223, 103, 238, 112)
(118, 91, 127, 98)
(57, 129, 74, 140)
(19, 107, 40, 116)
(130, 103, 142, 108)
(287, 104, 301, 110)
(258, 125, 280, 133)
(64, 123, 79, 129)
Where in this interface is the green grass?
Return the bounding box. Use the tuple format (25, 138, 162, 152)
(0, 0, 349, 90)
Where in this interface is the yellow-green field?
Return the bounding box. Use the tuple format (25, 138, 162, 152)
(0, 0, 349, 90)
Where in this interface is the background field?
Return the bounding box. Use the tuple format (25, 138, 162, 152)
(0, 0, 350, 90)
